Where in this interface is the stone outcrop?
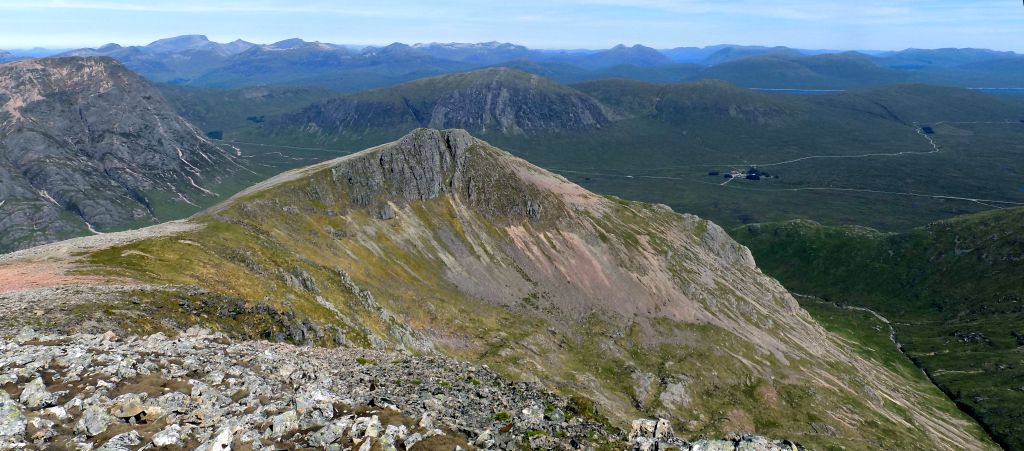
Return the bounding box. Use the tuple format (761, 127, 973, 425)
(0, 328, 619, 449)
(330, 128, 550, 223)
(0, 129, 997, 450)
(1, 328, 806, 450)
(0, 57, 238, 252)
(627, 418, 802, 451)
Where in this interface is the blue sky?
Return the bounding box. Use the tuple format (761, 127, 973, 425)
(1, 0, 1023, 51)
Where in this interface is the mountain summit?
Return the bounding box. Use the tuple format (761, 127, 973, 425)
(1, 128, 995, 450)
(586, 44, 674, 67)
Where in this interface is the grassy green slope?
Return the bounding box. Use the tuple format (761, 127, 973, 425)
(63, 129, 994, 450)
(689, 54, 911, 89)
(237, 76, 1024, 232)
(733, 208, 1024, 449)
(158, 84, 336, 138)
(496, 82, 1024, 231)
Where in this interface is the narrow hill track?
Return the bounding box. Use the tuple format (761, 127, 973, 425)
(549, 119, 1024, 210)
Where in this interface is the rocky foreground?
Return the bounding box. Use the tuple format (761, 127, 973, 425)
(0, 328, 800, 450)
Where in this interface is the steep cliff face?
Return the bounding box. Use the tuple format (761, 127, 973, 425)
(0, 57, 239, 251)
(1, 129, 997, 450)
(266, 68, 618, 140)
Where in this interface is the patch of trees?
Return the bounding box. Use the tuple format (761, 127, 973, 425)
(745, 167, 770, 180)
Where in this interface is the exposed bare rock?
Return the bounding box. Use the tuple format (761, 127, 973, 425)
(0, 329, 810, 450)
(0, 330, 621, 449)
(0, 57, 239, 252)
(0, 129, 999, 451)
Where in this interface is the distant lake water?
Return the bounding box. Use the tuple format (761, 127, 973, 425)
(749, 87, 1024, 95)
(970, 88, 1024, 94)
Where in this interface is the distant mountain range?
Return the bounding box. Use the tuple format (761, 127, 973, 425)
(3, 52, 1022, 448)
(181, 67, 1023, 234)
(13, 35, 1016, 91)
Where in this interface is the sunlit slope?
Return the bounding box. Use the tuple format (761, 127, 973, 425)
(69, 129, 995, 450)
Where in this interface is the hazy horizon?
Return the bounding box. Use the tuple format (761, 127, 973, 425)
(2, 0, 1023, 52)
(1, 34, 1017, 56)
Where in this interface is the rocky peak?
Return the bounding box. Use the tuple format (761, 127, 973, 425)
(222, 38, 256, 54)
(268, 38, 311, 50)
(0, 127, 995, 449)
(339, 129, 476, 205)
(322, 128, 553, 223)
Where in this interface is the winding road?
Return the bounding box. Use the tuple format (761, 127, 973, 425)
(551, 120, 1024, 209)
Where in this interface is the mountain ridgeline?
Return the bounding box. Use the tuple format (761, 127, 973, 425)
(0, 57, 241, 252)
(13, 58, 1019, 253)
(262, 68, 619, 140)
(0, 34, 1021, 451)
(245, 70, 805, 146)
(171, 69, 1024, 235)
(55, 36, 1024, 91)
(8, 129, 995, 450)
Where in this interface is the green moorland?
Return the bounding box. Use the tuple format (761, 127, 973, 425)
(158, 84, 335, 135)
(61, 130, 995, 450)
(732, 208, 1024, 449)
(154, 77, 1024, 448)
(170, 76, 1024, 233)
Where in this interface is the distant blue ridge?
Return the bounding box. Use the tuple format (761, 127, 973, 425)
(749, 88, 845, 94)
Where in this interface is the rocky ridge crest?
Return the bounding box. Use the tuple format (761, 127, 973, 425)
(270, 68, 618, 139)
(0, 129, 997, 450)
